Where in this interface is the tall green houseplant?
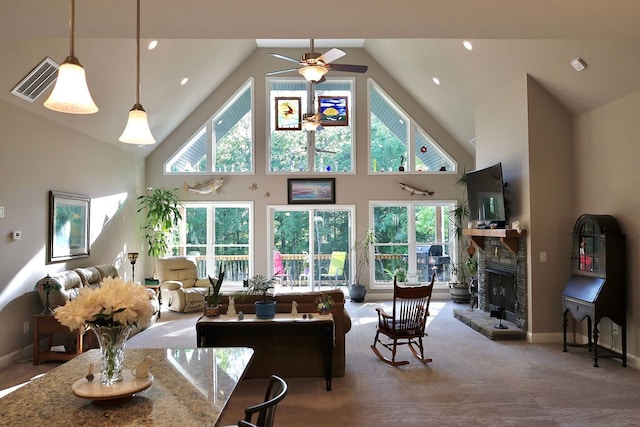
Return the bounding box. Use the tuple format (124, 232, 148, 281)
(448, 170, 473, 302)
(350, 227, 376, 302)
(137, 187, 183, 258)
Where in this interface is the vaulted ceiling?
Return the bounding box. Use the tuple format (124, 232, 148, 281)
(2, 0, 639, 157)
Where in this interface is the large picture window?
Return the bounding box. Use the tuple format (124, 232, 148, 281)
(371, 201, 454, 289)
(170, 202, 253, 289)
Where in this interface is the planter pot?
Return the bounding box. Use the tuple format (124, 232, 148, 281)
(204, 303, 220, 317)
(349, 284, 367, 303)
(449, 283, 471, 303)
(255, 301, 277, 319)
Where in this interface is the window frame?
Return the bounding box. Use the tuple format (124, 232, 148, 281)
(369, 200, 455, 290)
(368, 78, 457, 175)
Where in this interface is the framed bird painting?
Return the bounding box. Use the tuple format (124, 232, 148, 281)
(275, 97, 302, 131)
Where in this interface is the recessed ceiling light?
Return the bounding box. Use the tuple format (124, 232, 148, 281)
(147, 40, 158, 50)
(432, 77, 441, 85)
(463, 40, 473, 51)
(180, 77, 189, 86)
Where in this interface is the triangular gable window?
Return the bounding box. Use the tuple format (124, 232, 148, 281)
(165, 79, 253, 174)
(369, 79, 457, 173)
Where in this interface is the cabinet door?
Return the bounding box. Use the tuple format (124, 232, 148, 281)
(575, 218, 603, 274)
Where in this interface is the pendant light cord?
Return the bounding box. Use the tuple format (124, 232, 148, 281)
(135, 0, 141, 106)
(69, 0, 75, 58)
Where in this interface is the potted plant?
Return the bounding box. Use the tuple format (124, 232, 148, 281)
(448, 170, 472, 303)
(205, 265, 225, 317)
(394, 266, 407, 283)
(242, 274, 277, 319)
(137, 187, 183, 258)
(349, 227, 376, 302)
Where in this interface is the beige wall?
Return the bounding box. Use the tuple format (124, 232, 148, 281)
(145, 48, 475, 282)
(476, 74, 574, 340)
(574, 89, 640, 364)
(0, 99, 145, 361)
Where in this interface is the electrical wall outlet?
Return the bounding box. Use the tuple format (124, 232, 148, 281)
(612, 324, 619, 335)
(23, 321, 29, 334)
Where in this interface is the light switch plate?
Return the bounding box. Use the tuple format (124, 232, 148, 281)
(0, 207, 4, 218)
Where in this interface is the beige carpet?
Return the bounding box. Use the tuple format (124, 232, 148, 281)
(125, 301, 640, 427)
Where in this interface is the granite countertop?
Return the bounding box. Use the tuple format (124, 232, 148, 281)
(0, 347, 253, 426)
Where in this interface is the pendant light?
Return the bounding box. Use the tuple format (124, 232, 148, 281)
(119, 0, 156, 145)
(44, 0, 98, 114)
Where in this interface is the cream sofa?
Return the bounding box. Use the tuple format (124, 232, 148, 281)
(35, 264, 160, 336)
(156, 256, 213, 313)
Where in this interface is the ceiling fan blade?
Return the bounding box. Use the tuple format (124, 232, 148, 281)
(267, 53, 302, 65)
(328, 63, 368, 73)
(318, 48, 346, 64)
(265, 68, 299, 76)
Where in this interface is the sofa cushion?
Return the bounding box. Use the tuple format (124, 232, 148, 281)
(75, 267, 101, 289)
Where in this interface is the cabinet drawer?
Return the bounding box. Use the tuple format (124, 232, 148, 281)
(563, 297, 594, 321)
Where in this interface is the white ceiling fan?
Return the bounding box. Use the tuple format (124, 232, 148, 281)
(266, 39, 368, 82)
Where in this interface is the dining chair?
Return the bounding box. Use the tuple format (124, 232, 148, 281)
(240, 375, 288, 427)
(371, 273, 435, 366)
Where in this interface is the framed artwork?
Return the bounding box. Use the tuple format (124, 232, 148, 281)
(48, 191, 90, 263)
(275, 97, 302, 131)
(288, 178, 336, 205)
(318, 96, 349, 126)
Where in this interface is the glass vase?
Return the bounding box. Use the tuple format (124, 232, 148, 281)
(90, 324, 133, 386)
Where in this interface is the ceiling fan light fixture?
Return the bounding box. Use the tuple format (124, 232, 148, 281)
(119, 105, 156, 145)
(120, 0, 156, 145)
(298, 65, 327, 82)
(302, 116, 320, 132)
(44, 0, 98, 114)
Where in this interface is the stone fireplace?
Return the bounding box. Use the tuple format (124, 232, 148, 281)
(477, 236, 527, 330)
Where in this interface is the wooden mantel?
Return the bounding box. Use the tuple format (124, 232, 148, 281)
(463, 228, 527, 255)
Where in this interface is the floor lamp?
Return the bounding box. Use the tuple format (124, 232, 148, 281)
(128, 252, 139, 282)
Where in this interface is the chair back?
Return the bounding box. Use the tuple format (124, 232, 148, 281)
(273, 251, 285, 276)
(327, 251, 347, 275)
(391, 273, 435, 335)
(243, 375, 288, 427)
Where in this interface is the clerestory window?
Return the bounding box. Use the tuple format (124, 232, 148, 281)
(165, 79, 253, 174)
(369, 79, 455, 174)
(268, 78, 354, 173)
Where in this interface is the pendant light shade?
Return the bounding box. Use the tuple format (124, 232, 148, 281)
(44, 0, 98, 114)
(119, 0, 155, 145)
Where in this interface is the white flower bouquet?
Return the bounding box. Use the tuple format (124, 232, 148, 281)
(54, 276, 153, 331)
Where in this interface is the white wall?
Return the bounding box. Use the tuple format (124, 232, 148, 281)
(0, 99, 145, 361)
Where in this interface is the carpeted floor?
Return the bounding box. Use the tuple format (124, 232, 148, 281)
(4, 300, 640, 426)
(132, 300, 640, 426)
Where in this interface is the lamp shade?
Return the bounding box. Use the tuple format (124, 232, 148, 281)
(298, 65, 328, 83)
(119, 105, 156, 145)
(44, 59, 99, 114)
(302, 116, 320, 132)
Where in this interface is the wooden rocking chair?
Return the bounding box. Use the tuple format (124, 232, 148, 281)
(371, 273, 435, 366)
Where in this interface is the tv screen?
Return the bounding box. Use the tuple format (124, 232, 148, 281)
(466, 162, 507, 224)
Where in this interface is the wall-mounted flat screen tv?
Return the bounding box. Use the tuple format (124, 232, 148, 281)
(466, 162, 507, 226)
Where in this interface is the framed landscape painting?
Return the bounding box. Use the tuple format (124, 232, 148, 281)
(275, 97, 302, 131)
(288, 178, 336, 204)
(48, 191, 90, 263)
(318, 96, 349, 126)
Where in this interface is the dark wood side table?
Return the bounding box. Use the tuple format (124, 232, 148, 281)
(32, 314, 93, 365)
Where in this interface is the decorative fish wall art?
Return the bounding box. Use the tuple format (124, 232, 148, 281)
(184, 177, 224, 195)
(399, 182, 434, 196)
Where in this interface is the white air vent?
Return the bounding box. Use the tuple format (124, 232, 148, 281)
(11, 57, 59, 102)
